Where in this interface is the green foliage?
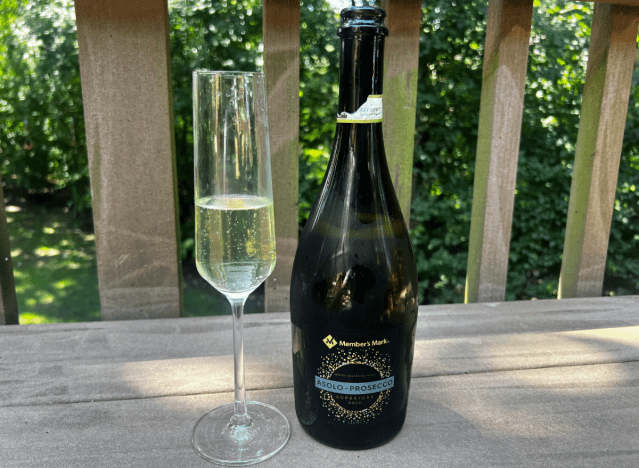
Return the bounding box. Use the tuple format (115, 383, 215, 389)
(298, 0, 340, 223)
(410, 0, 486, 303)
(0, 0, 88, 212)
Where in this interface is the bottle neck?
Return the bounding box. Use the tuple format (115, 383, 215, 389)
(337, 33, 385, 116)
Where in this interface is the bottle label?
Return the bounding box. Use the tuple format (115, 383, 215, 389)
(314, 329, 398, 424)
(337, 95, 383, 123)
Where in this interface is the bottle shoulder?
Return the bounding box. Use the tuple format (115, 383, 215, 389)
(307, 125, 405, 229)
(291, 122, 418, 329)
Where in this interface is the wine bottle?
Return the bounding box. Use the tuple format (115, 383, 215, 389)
(290, 5, 419, 450)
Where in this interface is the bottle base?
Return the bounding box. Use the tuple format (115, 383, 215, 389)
(296, 409, 407, 450)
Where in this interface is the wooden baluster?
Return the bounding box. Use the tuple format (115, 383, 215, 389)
(263, 0, 300, 312)
(75, 0, 183, 319)
(466, 0, 534, 303)
(381, 0, 422, 226)
(559, 3, 639, 298)
(0, 176, 19, 325)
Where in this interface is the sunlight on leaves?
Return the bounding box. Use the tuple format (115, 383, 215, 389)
(54, 279, 76, 289)
(39, 293, 55, 304)
(20, 313, 50, 324)
(35, 246, 61, 257)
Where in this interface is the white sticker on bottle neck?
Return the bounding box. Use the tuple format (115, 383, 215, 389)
(337, 95, 382, 123)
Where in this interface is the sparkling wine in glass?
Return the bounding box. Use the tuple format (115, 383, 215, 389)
(191, 70, 289, 466)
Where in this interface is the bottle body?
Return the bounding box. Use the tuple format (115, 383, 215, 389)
(290, 6, 418, 450)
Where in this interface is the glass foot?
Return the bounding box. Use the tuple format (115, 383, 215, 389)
(192, 401, 290, 466)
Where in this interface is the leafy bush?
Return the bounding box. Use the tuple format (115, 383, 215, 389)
(0, 0, 88, 212)
(411, 0, 485, 303)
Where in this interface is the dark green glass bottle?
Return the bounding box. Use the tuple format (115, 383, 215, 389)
(290, 5, 419, 450)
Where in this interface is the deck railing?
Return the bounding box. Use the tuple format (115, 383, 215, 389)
(1, 0, 638, 324)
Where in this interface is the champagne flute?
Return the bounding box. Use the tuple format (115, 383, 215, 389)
(191, 70, 289, 465)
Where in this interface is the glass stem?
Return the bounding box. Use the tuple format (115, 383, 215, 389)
(229, 295, 251, 427)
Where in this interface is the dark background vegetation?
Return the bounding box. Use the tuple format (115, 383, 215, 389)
(2, 0, 639, 322)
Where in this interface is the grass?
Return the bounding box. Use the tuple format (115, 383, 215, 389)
(5, 191, 264, 324)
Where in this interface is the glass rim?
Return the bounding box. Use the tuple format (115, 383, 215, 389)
(192, 69, 264, 78)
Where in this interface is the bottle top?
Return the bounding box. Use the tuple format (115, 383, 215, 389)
(338, 5, 388, 37)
